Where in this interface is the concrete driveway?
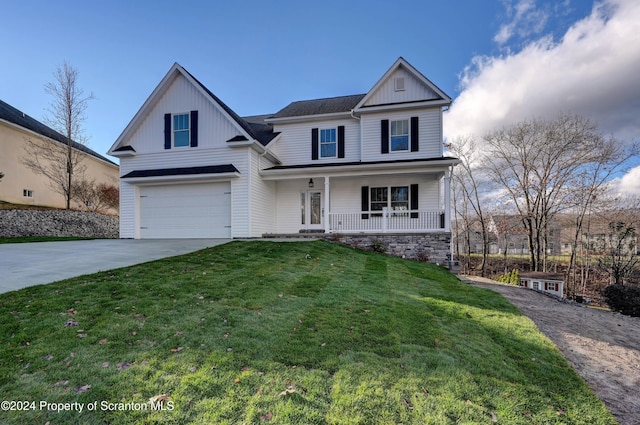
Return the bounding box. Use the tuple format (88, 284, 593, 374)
(0, 239, 230, 293)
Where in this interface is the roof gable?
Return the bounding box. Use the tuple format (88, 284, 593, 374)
(0, 99, 116, 165)
(109, 63, 276, 153)
(354, 57, 451, 111)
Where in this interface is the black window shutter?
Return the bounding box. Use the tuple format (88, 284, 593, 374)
(311, 128, 319, 160)
(164, 113, 171, 149)
(381, 120, 389, 154)
(361, 186, 369, 219)
(411, 117, 419, 152)
(410, 184, 419, 218)
(190, 110, 198, 147)
(338, 126, 345, 158)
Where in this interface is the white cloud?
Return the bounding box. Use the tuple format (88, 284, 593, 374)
(445, 0, 640, 144)
(612, 165, 640, 196)
(494, 0, 549, 45)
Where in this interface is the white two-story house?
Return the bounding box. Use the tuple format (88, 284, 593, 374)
(108, 57, 459, 264)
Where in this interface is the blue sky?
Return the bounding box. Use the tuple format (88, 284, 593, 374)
(2, 0, 639, 193)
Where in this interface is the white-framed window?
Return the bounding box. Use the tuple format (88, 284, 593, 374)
(320, 128, 337, 158)
(390, 119, 409, 151)
(370, 186, 409, 215)
(370, 187, 388, 215)
(173, 113, 190, 147)
(394, 77, 405, 91)
(23, 189, 34, 198)
(390, 186, 409, 211)
(532, 281, 540, 290)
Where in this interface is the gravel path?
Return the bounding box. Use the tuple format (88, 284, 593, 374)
(461, 276, 640, 425)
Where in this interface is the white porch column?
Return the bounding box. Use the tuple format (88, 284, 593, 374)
(324, 176, 330, 233)
(444, 168, 452, 232)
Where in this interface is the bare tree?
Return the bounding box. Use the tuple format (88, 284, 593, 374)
(482, 114, 626, 272)
(561, 133, 639, 296)
(598, 219, 639, 285)
(21, 61, 93, 209)
(449, 136, 491, 276)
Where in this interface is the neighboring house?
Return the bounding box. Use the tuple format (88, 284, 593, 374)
(0, 99, 119, 212)
(108, 57, 459, 263)
(520, 272, 565, 298)
(488, 214, 562, 256)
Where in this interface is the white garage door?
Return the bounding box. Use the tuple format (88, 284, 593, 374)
(139, 182, 231, 238)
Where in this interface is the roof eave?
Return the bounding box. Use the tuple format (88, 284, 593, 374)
(121, 171, 240, 185)
(265, 111, 354, 124)
(260, 158, 460, 179)
(354, 99, 451, 114)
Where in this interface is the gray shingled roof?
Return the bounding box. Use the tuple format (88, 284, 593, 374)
(121, 164, 238, 179)
(270, 94, 366, 119)
(0, 98, 116, 165)
(181, 69, 278, 146)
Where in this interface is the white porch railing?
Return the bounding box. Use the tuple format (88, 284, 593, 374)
(329, 209, 446, 233)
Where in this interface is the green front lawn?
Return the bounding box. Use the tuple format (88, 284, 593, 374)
(0, 241, 615, 424)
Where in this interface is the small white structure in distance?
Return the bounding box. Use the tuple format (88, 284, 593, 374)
(519, 272, 564, 298)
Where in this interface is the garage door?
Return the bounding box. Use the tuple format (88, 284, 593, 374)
(139, 182, 231, 238)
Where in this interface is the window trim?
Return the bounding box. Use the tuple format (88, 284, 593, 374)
(369, 185, 410, 215)
(319, 128, 337, 159)
(389, 119, 409, 152)
(172, 113, 191, 148)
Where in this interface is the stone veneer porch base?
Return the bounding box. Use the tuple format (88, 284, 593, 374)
(263, 232, 453, 266)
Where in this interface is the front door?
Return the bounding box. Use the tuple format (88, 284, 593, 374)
(304, 190, 324, 230)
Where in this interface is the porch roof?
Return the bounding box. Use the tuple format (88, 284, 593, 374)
(260, 157, 459, 179)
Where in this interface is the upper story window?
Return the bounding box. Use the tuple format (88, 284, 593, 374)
(320, 128, 337, 158)
(173, 113, 190, 147)
(311, 126, 344, 160)
(390, 119, 409, 151)
(164, 111, 198, 150)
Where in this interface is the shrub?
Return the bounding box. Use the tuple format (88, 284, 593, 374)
(415, 251, 430, 262)
(496, 269, 520, 285)
(603, 284, 640, 317)
(370, 239, 387, 253)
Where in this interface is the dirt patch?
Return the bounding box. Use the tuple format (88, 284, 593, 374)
(462, 276, 640, 425)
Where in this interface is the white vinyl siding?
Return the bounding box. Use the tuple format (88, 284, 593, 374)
(249, 149, 277, 235)
(271, 119, 359, 164)
(118, 147, 251, 239)
(361, 108, 442, 161)
(363, 68, 441, 107)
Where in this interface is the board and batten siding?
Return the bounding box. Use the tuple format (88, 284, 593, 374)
(360, 108, 442, 162)
(127, 74, 244, 155)
(271, 118, 360, 165)
(363, 67, 441, 107)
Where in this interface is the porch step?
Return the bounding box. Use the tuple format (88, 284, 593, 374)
(262, 233, 326, 239)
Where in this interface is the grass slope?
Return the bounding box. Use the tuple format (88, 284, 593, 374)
(0, 240, 615, 424)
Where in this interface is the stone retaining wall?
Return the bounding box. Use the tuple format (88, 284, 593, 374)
(328, 232, 453, 265)
(0, 209, 118, 238)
